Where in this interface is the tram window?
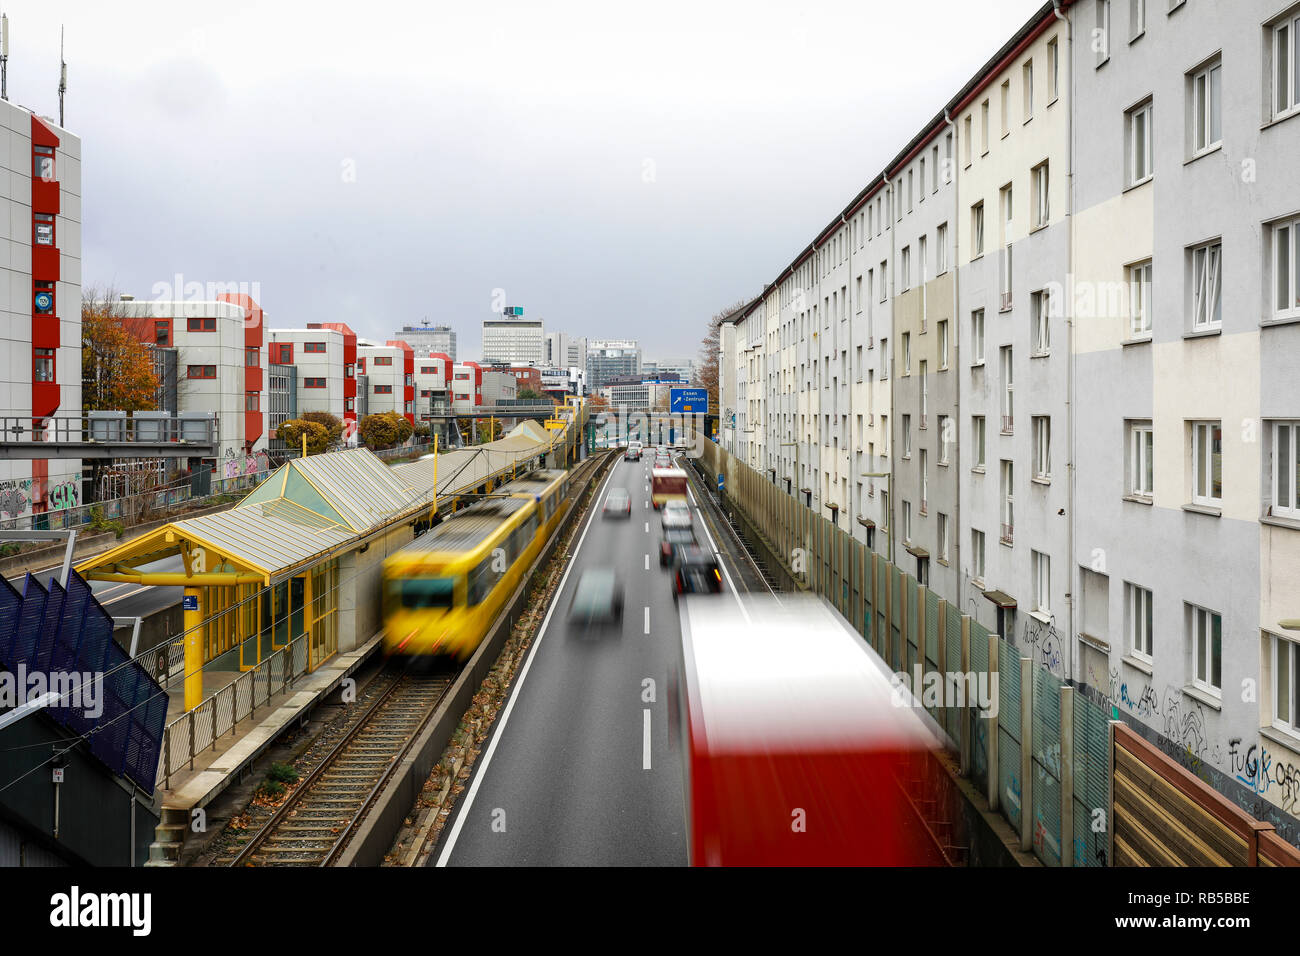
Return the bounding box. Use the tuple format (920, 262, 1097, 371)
(468, 555, 496, 604)
(399, 577, 455, 609)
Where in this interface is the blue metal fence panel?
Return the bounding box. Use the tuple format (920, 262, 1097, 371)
(1073, 691, 1112, 867)
(1032, 666, 1063, 866)
(999, 640, 1023, 833)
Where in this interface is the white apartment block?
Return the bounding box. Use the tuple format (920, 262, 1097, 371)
(720, 0, 1300, 823)
(122, 297, 269, 461)
(359, 341, 415, 422)
(0, 102, 82, 521)
(267, 326, 356, 444)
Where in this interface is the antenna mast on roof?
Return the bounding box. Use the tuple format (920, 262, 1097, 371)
(57, 25, 66, 126)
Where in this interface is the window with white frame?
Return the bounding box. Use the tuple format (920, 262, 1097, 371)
(938, 512, 949, 562)
(972, 309, 986, 364)
(1129, 259, 1153, 335)
(972, 529, 986, 582)
(936, 223, 948, 274)
(903, 414, 912, 457)
(1128, 420, 1154, 497)
(1127, 582, 1153, 659)
(1273, 9, 1300, 120)
(1001, 346, 1014, 432)
(903, 500, 912, 544)
(1023, 60, 1034, 122)
(1031, 289, 1051, 354)
(938, 415, 951, 464)
(881, 338, 889, 378)
(1188, 603, 1222, 693)
(1190, 240, 1223, 330)
(972, 202, 985, 257)
(981, 99, 991, 153)
(1270, 420, 1300, 518)
(973, 416, 986, 469)
(881, 489, 890, 530)
(964, 115, 973, 166)
(1189, 58, 1223, 156)
(920, 449, 929, 512)
(1001, 460, 1015, 543)
(1126, 99, 1153, 186)
(1273, 633, 1300, 733)
(938, 320, 949, 369)
(903, 332, 911, 375)
(1130, 0, 1145, 39)
(1032, 550, 1050, 615)
(1048, 36, 1060, 102)
(1272, 216, 1300, 318)
(1097, 0, 1111, 66)
(919, 360, 928, 425)
(1032, 162, 1049, 228)
(1190, 420, 1223, 506)
(1000, 80, 1010, 137)
(1033, 416, 1052, 479)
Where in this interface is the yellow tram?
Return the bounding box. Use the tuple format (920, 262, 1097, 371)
(382, 469, 570, 659)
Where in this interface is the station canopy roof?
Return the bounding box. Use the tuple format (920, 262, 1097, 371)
(77, 422, 558, 587)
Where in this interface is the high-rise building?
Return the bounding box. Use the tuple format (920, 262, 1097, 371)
(545, 332, 587, 370)
(0, 105, 82, 522)
(586, 339, 641, 389)
(482, 316, 544, 366)
(397, 323, 457, 362)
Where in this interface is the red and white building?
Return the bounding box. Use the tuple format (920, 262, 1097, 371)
(0, 105, 82, 520)
(358, 340, 415, 425)
(414, 352, 453, 421)
(267, 322, 359, 443)
(121, 294, 268, 460)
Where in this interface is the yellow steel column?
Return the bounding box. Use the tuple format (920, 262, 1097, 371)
(183, 586, 203, 711)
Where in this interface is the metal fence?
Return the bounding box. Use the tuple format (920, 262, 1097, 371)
(156, 633, 309, 790)
(699, 438, 1110, 867)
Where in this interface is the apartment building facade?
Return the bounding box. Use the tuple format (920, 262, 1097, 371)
(122, 296, 268, 459)
(586, 339, 641, 389)
(0, 105, 82, 521)
(267, 324, 359, 444)
(359, 341, 415, 424)
(720, 0, 1300, 821)
(397, 323, 457, 362)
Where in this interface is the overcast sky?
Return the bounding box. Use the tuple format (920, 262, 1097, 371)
(17, 0, 1043, 363)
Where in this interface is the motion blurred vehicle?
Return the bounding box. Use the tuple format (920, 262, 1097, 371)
(603, 487, 632, 518)
(671, 546, 722, 599)
(651, 466, 689, 509)
(660, 498, 693, 529)
(660, 526, 698, 566)
(674, 594, 948, 865)
(654, 453, 672, 469)
(568, 568, 624, 627)
(624, 441, 642, 461)
(383, 469, 569, 658)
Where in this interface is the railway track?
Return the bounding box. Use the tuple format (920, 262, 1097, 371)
(220, 670, 453, 867)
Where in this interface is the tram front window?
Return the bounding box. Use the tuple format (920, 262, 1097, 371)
(397, 577, 456, 609)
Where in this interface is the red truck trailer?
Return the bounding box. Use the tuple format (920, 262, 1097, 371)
(674, 593, 950, 866)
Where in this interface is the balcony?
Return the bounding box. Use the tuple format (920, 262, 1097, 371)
(1001, 414, 1014, 434)
(1000, 522, 1014, 545)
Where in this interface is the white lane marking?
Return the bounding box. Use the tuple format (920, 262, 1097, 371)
(644, 499, 648, 509)
(642, 709, 652, 770)
(644, 554, 649, 571)
(644, 522, 649, 533)
(687, 479, 749, 623)
(643, 606, 650, 634)
(436, 462, 619, 867)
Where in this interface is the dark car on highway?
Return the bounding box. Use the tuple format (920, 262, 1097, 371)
(568, 569, 624, 628)
(672, 546, 723, 599)
(660, 527, 698, 566)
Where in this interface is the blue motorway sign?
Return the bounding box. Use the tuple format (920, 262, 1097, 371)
(670, 387, 708, 414)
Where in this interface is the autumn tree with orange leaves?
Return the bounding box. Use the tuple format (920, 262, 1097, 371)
(81, 288, 159, 412)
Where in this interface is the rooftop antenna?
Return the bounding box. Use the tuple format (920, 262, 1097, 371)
(57, 25, 66, 126)
(1, 14, 9, 101)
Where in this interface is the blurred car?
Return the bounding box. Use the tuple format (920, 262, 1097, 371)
(568, 569, 624, 627)
(672, 547, 723, 599)
(603, 488, 632, 518)
(660, 499, 693, 529)
(660, 526, 698, 566)
(624, 442, 642, 461)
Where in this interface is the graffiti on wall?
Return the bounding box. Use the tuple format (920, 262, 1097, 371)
(0, 472, 82, 517)
(223, 450, 270, 479)
(1018, 613, 1065, 679)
